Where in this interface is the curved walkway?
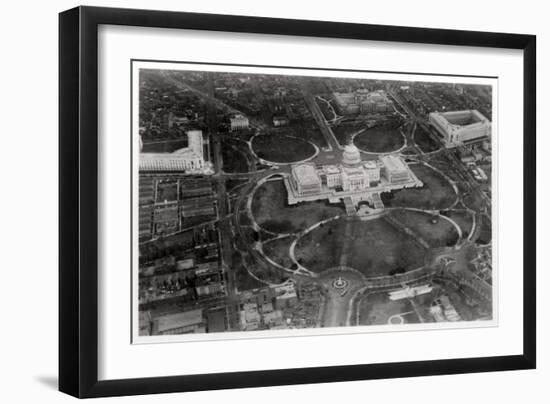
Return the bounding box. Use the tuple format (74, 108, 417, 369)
(351, 126, 408, 156)
(248, 134, 320, 166)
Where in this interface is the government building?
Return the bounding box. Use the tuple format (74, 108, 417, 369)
(333, 89, 394, 115)
(230, 114, 249, 132)
(429, 110, 491, 148)
(285, 142, 422, 213)
(139, 130, 213, 174)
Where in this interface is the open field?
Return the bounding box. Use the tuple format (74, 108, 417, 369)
(382, 163, 457, 210)
(251, 180, 344, 233)
(294, 216, 426, 276)
(252, 134, 316, 163)
(389, 209, 459, 247)
(353, 126, 404, 153)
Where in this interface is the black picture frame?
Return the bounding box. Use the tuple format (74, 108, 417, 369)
(59, 5, 536, 398)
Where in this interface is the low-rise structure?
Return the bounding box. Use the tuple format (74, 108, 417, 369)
(152, 309, 205, 335)
(272, 115, 289, 127)
(273, 283, 299, 309)
(240, 303, 261, 331)
(230, 114, 249, 132)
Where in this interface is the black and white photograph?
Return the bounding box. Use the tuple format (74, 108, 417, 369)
(0, 0, 546, 401)
(134, 63, 496, 339)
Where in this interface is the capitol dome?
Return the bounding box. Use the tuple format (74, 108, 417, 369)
(342, 143, 362, 167)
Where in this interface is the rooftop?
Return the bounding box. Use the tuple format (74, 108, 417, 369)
(432, 110, 489, 127)
(155, 309, 203, 333)
(292, 164, 321, 185)
(380, 155, 408, 173)
(342, 143, 362, 167)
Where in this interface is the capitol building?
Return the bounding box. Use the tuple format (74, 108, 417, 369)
(285, 142, 422, 212)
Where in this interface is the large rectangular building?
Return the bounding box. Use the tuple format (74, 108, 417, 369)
(333, 90, 393, 115)
(139, 130, 213, 174)
(285, 151, 422, 211)
(429, 110, 491, 148)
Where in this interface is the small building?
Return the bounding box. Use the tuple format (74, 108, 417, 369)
(240, 303, 261, 331)
(273, 283, 298, 309)
(272, 115, 289, 127)
(176, 258, 194, 271)
(195, 282, 224, 297)
(263, 310, 284, 327)
(230, 114, 249, 132)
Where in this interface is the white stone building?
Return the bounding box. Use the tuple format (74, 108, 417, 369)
(429, 110, 491, 148)
(285, 142, 421, 211)
(230, 114, 249, 132)
(139, 130, 213, 174)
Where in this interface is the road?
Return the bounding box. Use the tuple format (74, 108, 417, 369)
(204, 72, 241, 330)
(300, 82, 341, 150)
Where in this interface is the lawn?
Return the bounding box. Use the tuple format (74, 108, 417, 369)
(389, 209, 459, 247)
(333, 123, 367, 146)
(353, 126, 405, 153)
(414, 126, 440, 153)
(221, 141, 250, 173)
(262, 236, 295, 269)
(251, 180, 344, 234)
(442, 209, 474, 240)
(294, 216, 426, 276)
(233, 252, 267, 292)
(476, 214, 492, 245)
(251, 134, 316, 163)
(316, 98, 337, 121)
(383, 163, 457, 210)
(357, 292, 416, 325)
